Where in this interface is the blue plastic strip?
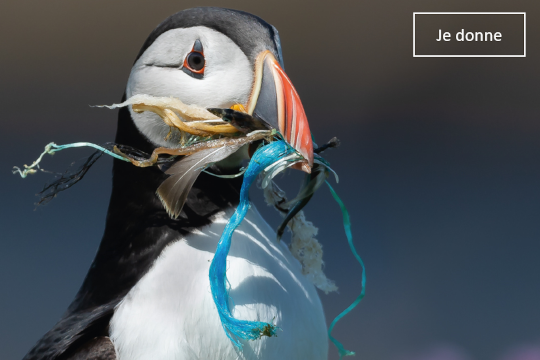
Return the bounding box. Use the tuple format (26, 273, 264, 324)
(326, 181, 366, 359)
(209, 140, 295, 348)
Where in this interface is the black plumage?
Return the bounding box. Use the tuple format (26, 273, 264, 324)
(135, 7, 284, 67)
(23, 7, 284, 359)
(24, 106, 243, 360)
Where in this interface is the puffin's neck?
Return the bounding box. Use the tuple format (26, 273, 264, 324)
(68, 106, 243, 311)
(107, 106, 244, 232)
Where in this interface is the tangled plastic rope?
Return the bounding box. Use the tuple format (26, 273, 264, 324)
(209, 139, 365, 358)
(14, 138, 366, 358)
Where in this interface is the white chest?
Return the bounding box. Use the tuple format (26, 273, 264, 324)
(109, 205, 328, 360)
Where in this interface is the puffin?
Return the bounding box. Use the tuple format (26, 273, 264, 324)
(23, 7, 327, 360)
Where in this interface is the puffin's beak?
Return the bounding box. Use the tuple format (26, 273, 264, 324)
(246, 51, 314, 172)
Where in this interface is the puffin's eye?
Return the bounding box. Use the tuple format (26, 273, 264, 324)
(186, 52, 205, 71)
(182, 39, 205, 79)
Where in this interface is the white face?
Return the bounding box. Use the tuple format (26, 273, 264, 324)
(126, 26, 253, 147)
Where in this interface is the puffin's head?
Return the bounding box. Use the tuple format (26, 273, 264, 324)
(126, 7, 313, 168)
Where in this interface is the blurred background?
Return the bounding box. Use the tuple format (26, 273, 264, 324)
(1, 1, 539, 359)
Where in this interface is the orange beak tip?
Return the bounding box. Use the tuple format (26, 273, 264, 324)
(290, 160, 311, 174)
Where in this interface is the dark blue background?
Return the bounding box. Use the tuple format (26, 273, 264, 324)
(1, 1, 539, 359)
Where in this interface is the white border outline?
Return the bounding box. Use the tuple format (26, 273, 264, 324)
(413, 12, 526, 57)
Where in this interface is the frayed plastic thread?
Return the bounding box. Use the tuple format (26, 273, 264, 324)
(12, 142, 129, 178)
(326, 181, 366, 359)
(37, 150, 104, 205)
(209, 140, 294, 348)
